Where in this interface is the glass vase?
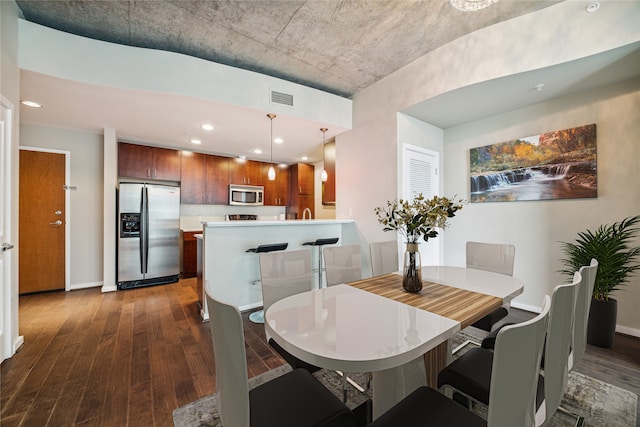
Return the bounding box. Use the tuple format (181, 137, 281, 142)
(403, 243, 422, 293)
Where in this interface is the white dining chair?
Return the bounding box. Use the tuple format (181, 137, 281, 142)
(323, 244, 362, 286)
(370, 295, 552, 427)
(452, 241, 516, 354)
(534, 271, 582, 426)
(369, 240, 399, 276)
(437, 273, 581, 427)
(205, 291, 356, 427)
(259, 249, 321, 373)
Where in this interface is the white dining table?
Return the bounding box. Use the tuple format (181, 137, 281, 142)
(265, 266, 524, 419)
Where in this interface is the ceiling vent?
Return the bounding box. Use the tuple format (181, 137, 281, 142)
(270, 90, 294, 107)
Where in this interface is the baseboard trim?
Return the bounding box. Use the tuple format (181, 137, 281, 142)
(13, 335, 24, 354)
(616, 325, 640, 338)
(511, 301, 542, 314)
(69, 281, 103, 291)
(101, 285, 117, 293)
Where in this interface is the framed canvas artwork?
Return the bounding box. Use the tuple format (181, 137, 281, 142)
(469, 124, 597, 203)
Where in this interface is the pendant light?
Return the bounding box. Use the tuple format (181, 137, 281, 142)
(267, 113, 276, 181)
(320, 128, 328, 182)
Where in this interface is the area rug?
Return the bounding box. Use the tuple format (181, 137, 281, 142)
(173, 333, 638, 427)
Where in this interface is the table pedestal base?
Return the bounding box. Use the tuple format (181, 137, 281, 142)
(371, 340, 450, 419)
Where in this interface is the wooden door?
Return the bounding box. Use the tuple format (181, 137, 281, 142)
(19, 150, 66, 294)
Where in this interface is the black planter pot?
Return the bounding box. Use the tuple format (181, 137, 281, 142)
(587, 298, 617, 348)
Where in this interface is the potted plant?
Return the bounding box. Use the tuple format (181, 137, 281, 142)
(375, 194, 463, 293)
(559, 215, 640, 348)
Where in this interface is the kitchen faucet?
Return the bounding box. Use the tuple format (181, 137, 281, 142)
(302, 208, 312, 220)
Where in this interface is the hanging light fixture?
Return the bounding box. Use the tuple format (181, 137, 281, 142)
(267, 113, 276, 181)
(320, 128, 328, 182)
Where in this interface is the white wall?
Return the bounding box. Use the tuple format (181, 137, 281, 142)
(339, 1, 640, 334)
(443, 79, 640, 334)
(341, 0, 640, 242)
(20, 124, 104, 289)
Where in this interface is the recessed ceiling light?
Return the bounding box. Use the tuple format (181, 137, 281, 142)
(253, 149, 263, 154)
(21, 100, 43, 108)
(586, 2, 600, 13)
(201, 123, 214, 131)
(190, 139, 202, 145)
(301, 156, 308, 161)
(274, 137, 284, 144)
(449, 0, 499, 12)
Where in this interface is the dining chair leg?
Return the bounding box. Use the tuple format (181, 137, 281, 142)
(557, 405, 585, 427)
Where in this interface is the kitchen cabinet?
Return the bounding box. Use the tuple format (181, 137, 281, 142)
(180, 151, 206, 204)
(181, 230, 198, 278)
(228, 158, 264, 186)
(205, 154, 230, 205)
(287, 163, 315, 219)
(118, 142, 181, 181)
(263, 164, 289, 206)
(180, 153, 229, 205)
(322, 140, 336, 205)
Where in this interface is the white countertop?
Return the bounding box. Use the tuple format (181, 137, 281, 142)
(203, 219, 354, 227)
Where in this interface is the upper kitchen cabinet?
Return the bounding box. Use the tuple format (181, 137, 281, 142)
(228, 158, 263, 186)
(290, 162, 314, 195)
(287, 163, 315, 219)
(322, 140, 336, 205)
(180, 152, 230, 205)
(118, 142, 181, 181)
(263, 164, 289, 206)
(180, 151, 206, 204)
(205, 154, 230, 205)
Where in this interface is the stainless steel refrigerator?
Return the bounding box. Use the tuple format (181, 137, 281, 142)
(117, 182, 180, 290)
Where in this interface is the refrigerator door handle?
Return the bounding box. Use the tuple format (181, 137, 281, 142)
(140, 186, 148, 274)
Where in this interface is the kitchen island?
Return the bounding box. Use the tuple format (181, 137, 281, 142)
(200, 219, 357, 320)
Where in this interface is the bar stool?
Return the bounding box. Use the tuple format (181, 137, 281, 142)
(246, 242, 288, 324)
(302, 237, 339, 288)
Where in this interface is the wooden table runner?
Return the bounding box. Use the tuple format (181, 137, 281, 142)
(347, 273, 503, 329)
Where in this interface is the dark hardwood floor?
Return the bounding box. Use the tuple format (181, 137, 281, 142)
(1, 278, 638, 426)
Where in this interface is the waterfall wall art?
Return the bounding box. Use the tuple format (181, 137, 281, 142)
(469, 124, 597, 203)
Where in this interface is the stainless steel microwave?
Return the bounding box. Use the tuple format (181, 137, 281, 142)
(229, 184, 264, 206)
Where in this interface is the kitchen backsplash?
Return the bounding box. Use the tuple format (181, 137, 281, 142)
(180, 204, 287, 230)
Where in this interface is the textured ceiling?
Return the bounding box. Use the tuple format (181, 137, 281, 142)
(15, 0, 560, 98)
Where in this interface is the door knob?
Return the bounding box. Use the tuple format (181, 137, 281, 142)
(49, 220, 63, 226)
(1, 243, 14, 252)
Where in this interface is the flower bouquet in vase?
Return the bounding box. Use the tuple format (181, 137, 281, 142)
(375, 194, 463, 292)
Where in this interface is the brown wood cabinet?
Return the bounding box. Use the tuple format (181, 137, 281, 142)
(228, 158, 264, 186)
(205, 154, 230, 205)
(288, 163, 315, 219)
(322, 140, 336, 205)
(181, 230, 198, 278)
(263, 164, 289, 206)
(118, 142, 181, 181)
(180, 152, 206, 204)
(180, 153, 229, 205)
